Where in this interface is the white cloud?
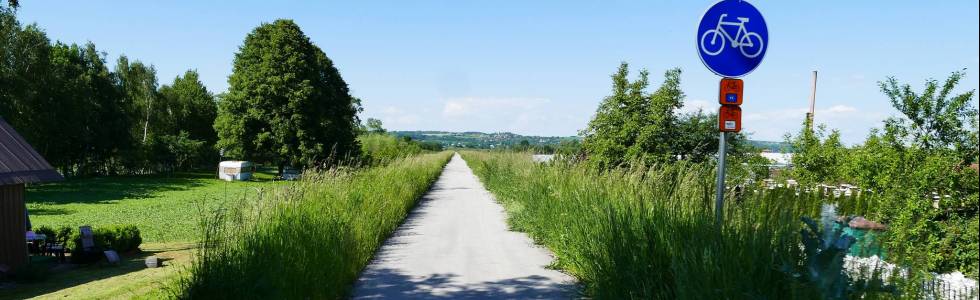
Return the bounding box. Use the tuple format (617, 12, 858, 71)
(740, 104, 888, 144)
(680, 99, 712, 113)
(374, 105, 420, 126)
(744, 105, 861, 122)
(441, 97, 550, 118)
(442, 101, 469, 117)
(824, 104, 857, 114)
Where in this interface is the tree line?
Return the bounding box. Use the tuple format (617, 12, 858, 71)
(3, 6, 365, 177)
(2, 7, 217, 176)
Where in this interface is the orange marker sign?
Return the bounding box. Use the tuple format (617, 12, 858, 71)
(719, 105, 742, 132)
(719, 78, 743, 105)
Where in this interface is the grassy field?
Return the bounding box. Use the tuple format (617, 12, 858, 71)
(27, 171, 284, 242)
(179, 152, 452, 299)
(460, 151, 908, 299)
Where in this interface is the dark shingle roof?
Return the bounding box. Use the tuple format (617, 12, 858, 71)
(0, 117, 63, 185)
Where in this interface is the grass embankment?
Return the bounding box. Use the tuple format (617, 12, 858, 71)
(179, 152, 452, 299)
(27, 171, 283, 242)
(461, 151, 895, 299)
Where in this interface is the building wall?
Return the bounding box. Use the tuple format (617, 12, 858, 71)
(0, 183, 27, 271)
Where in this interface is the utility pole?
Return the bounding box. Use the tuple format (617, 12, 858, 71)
(806, 71, 817, 130)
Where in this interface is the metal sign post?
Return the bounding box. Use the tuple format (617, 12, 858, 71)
(715, 132, 728, 225)
(698, 0, 768, 225)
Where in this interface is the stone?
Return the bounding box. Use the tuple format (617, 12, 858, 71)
(145, 256, 159, 268)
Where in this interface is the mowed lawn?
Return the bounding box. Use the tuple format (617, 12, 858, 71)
(27, 171, 284, 243)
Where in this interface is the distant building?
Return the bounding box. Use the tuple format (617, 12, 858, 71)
(1, 117, 63, 272)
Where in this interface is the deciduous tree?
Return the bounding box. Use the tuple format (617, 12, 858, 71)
(215, 19, 360, 174)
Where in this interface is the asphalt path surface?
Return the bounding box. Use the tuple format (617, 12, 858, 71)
(352, 153, 577, 299)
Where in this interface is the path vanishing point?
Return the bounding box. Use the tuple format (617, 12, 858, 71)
(352, 153, 577, 299)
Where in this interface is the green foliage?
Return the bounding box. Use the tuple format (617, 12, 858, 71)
(33, 225, 56, 238)
(787, 71, 979, 278)
(179, 152, 451, 299)
(554, 139, 584, 159)
(364, 118, 386, 134)
(581, 63, 751, 169)
(115, 55, 160, 148)
(157, 70, 218, 167)
(157, 131, 206, 171)
(879, 70, 978, 162)
(1, 8, 216, 176)
(787, 124, 851, 186)
(100, 225, 142, 253)
(862, 73, 978, 277)
(416, 141, 444, 151)
(215, 19, 360, 172)
(66, 225, 142, 254)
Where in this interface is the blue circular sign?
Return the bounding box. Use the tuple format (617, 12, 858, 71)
(697, 0, 768, 78)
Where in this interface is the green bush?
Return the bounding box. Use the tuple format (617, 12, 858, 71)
(69, 224, 142, 254)
(54, 226, 73, 244)
(33, 225, 56, 238)
(99, 225, 142, 253)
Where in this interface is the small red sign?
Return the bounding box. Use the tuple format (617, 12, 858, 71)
(719, 78, 743, 105)
(719, 105, 742, 132)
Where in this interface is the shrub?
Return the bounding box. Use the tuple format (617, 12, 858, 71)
(54, 226, 74, 245)
(98, 225, 142, 253)
(33, 225, 56, 238)
(69, 224, 142, 258)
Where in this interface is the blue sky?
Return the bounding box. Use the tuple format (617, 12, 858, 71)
(17, 1, 979, 143)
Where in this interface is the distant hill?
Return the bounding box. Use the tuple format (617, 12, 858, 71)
(393, 130, 793, 152)
(748, 140, 794, 153)
(391, 131, 579, 149)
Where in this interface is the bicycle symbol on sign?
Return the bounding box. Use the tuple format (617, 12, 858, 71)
(700, 14, 765, 58)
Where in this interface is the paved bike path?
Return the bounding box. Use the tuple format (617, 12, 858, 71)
(352, 153, 576, 299)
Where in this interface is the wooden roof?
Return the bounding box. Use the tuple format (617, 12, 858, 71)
(0, 117, 63, 185)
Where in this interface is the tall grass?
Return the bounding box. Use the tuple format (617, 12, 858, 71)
(358, 133, 424, 165)
(178, 152, 451, 299)
(461, 151, 907, 299)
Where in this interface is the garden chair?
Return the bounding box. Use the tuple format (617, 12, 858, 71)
(43, 234, 68, 263)
(80, 225, 96, 251)
(72, 225, 102, 263)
